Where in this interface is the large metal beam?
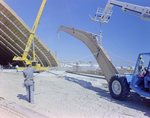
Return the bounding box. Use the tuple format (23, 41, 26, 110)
(57, 25, 119, 82)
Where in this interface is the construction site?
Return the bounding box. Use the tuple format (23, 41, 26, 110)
(0, 0, 150, 117)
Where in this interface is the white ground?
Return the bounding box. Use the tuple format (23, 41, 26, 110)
(0, 69, 150, 118)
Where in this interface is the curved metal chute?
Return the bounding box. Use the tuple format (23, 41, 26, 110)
(57, 25, 119, 82)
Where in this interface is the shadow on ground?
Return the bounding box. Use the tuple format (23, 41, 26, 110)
(17, 94, 27, 101)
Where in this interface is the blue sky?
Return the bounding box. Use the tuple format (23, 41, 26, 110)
(3, 0, 150, 66)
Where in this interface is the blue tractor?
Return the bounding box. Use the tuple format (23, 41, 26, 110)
(109, 53, 150, 100)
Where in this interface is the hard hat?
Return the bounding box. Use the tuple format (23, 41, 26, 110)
(140, 56, 142, 59)
(26, 61, 31, 65)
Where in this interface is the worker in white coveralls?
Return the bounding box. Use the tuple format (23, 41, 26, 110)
(15, 65, 19, 72)
(23, 62, 43, 103)
(138, 56, 144, 74)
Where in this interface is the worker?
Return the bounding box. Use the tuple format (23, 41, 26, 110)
(138, 56, 144, 74)
(23, 62, 43, 103)
(1, 65, 3, 71)
(15, 65, 19, 72)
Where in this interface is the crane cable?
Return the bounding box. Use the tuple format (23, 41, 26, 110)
(65, 0, 74, 27)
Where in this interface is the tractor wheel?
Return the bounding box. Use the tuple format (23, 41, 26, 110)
(109, 74, 130, 101)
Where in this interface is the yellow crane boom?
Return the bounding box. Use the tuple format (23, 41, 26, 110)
(13, 0, 48, 69)
(22, 0, 46, 60)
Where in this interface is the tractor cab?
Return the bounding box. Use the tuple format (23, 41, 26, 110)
(129, 53, 150, 97)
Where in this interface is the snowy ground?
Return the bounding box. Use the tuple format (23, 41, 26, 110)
(0, 69, 150, 118)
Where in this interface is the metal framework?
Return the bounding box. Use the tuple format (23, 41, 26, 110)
(0, 0, 59, 67)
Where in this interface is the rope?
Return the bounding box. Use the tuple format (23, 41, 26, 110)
(63, 49, 134, 64)
(105, 49, 135, 63)
(75, 52, 98, 61)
